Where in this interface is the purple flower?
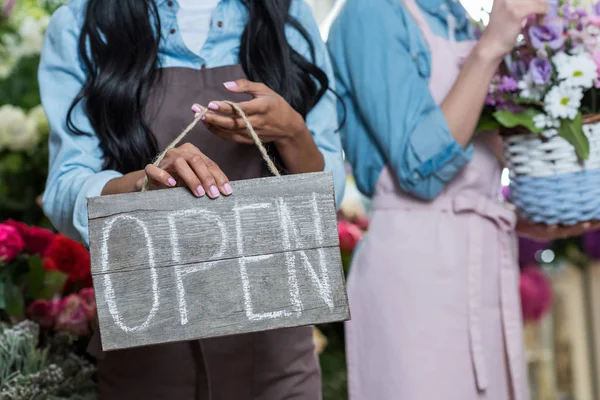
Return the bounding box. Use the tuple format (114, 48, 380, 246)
(529, 20, 565, 50)
(499, 76, 519, 91)
(529, 58, 552, 85)
(1, 0, 17, 18)
(595, 1, 600, 16)
(518, 237, 550, 266)
(548, 0, 559, 17)
(583, 230, 600, 260)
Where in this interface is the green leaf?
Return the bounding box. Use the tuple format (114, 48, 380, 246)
(557, 113, 590, 160)
(493, 108, 544, 133)
(0, 275, 6, 310)
(5, 284, 24, 317)
(38, 270, 67, 300)
(23, 255, 45, 300)
(476, 112, 501, 132)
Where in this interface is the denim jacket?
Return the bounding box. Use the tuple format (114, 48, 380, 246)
(39, 0, 345, 245)
(327, 0, 473, 200)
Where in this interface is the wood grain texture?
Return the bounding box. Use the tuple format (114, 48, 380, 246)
(86, 172, 349, 351)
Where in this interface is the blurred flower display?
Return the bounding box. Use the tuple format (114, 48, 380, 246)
(0, 0, 61, 226)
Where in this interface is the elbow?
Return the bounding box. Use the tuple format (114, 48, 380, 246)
(42, 181, 75, 237)
(398, 179, 443, 201)
(397, 168, 445, 201)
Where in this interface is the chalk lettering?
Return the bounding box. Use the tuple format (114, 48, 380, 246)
(234, 202, 293, 321)
(101, 215, 159, 332)
(167, 209, 228, 325)
(277, 194, 333, 309)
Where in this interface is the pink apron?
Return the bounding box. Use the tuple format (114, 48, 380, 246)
(344, 1, 527, 399)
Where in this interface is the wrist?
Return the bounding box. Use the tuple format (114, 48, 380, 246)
(276, 112, 309, 147)
(472, 36, 506, 67)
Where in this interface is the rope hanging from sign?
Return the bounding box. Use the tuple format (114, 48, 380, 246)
(142, 101, 280, 192)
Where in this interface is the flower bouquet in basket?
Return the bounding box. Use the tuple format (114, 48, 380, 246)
(480, 1, 600, 225)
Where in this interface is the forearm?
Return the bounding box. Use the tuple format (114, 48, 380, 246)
(275, 125, 325, 174)
(101, 170, 146, 195)
(441, 41, 503, 147)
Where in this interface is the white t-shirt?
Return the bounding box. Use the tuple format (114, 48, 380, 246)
(177, 0, 221, 56)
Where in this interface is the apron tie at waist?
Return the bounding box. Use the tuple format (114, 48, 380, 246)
(373, 190, 521, 396)
(452, 192, 516, 232)
(452, 192, 518, 394)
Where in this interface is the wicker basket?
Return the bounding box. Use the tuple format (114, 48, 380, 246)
(503, 115, 600, 225)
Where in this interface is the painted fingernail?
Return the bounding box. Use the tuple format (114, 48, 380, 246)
(210, 185, 220, 198)
(201, 115, 206, 121)
(196, 186, 205, 197)
(223, 183, 233, 195)
(223, 81, 237, 89)
(208, 102, 219, 110)
(167, 178, 177, 187)
(191, 104, 202, 113)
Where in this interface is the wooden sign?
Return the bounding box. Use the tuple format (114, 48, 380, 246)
(87, 172, 349, 351)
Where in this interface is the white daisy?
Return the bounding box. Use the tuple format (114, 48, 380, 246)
(532, 113, 560, 130)
(518, 75, 545, 101)
(554, 53, 598, 88)
(541, 128, 558, 139)
(544, 82, 583, 120)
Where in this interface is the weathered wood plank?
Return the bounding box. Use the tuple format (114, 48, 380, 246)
(87, 171, 349, 351)
(93, 246, 348, 351)
(88, 172, 338, 275)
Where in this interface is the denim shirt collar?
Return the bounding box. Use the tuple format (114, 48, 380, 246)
(417, 0, 468, 31)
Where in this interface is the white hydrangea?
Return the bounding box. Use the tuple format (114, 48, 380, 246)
(28, 105, 49, 136)
(14, 16, 49, 58)
(544, 82, 584, 120)
(0, 105, 40, 151)
(554, 53, 598, 89)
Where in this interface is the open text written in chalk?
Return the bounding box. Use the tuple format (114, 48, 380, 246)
(87, 172, 349, 351)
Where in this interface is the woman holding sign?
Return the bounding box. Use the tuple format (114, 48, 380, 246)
(39, 0, 345, 398)
(328, 0, 599, 399)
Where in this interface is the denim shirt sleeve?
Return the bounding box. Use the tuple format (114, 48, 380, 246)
(39, 5, 122, 245)
(288, 1, 346, 207)
(327, 0, 472, 201)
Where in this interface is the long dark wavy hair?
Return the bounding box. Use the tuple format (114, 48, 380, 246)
(67, 0, 330, 174)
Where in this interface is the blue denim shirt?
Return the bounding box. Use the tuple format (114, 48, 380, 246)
(327, 0, 473, 200)
(39, 0, 345, 245)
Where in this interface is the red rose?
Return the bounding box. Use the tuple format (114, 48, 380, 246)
(338, 220, 364, 254)
(0, 223, 25, 263)
(27, 299, 62, 328)
(26, 226, 55, 255)
(55, 294, 91, 336)
(43, 234, 92, 290)
(4, 220, 55, 255)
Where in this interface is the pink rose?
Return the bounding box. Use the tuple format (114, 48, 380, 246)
(27, 299, 62, 328)
(519, 265, 553, 322)
(4, 220, 55, 255)
(0, 223, 25, 263)
(589, 15, 600, 27)
(55, 294, 91, 336)
(338, 220, 364, 253)
(78, 288, 97, 322)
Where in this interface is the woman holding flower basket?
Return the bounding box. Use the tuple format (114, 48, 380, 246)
(328, 0, 599, 399)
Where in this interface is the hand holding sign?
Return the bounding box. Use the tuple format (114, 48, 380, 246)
(88, 102, 349, 351)
(140, 142, 232, 199)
